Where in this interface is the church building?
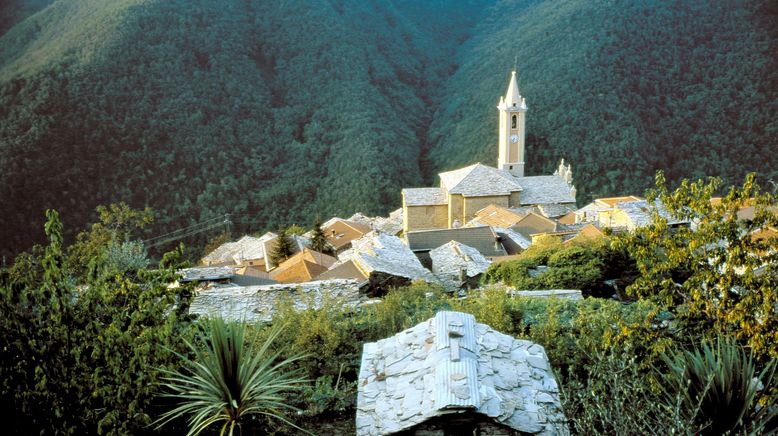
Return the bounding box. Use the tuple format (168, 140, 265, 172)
(402, 71, 577, 233)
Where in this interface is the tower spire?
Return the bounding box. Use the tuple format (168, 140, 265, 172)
(504, 70, 522, 107)
(497, 70, 528, 177)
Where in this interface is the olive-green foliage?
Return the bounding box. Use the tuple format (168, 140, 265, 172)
(250, 281, 674, 434)
(562, 352, 674, 435)
(482, 238, 621, 297)
(361, 281, 451, 338)
(156, 318, 309, 436)
(655, 336, 777, 435)
(0, 209, 194, 434)
(618, 172, 778, 360)
(67, 203, 154, 280)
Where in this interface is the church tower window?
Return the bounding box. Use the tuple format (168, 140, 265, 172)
(511, 115, 517, 129)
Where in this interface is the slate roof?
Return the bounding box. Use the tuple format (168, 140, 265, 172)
(178, 266, 234, 282)
(230, 275, 279, 287)
(402, 188, 448, 206)
(515, 175, 576, 205)
(439, 163, 523, 197)
(595, 196, 643, 207)
(357, 311, 568, 435)
(199, 233, 279, 266)
(348, 209, 404, 236)
(494, 227, 532, 251)
(509, 289, 583, 300)
(262, 234, 310, 269)
(189, 279, 369, 323)
(234, 233, 277, 263)
(317, 259, 369, 282)
(617, 200, 688, 228)
(324, 219, 374, 251)
(472, 204, 525, 228)
(351, 233, 439, 283)
(429, 241, 492, 289)
(406, 227, 507, 258)
(512, 212, 558, 239)
(537, 203, 576, 219)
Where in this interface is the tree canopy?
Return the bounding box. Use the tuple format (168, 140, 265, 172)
(1, 0, 776, 259)
(617, 172, 778, 360)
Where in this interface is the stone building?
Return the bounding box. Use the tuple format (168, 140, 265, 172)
(429, 241, 492, 291)
(402, 72, 576, 233)
(357, 311, 568, 435)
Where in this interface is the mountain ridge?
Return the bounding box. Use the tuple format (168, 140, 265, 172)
(0, 0, 775, 258)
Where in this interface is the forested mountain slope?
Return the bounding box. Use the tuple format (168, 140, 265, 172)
(0, 0, 489, 256)
(428, 0, 778, 198)
(1, 0, 776, 258)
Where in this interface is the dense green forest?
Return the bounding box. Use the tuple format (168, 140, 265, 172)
(1, 0, 776, 258)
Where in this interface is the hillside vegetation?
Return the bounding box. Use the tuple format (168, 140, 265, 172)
(1, 0, 776, 257)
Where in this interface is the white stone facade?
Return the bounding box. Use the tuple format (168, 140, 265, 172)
(357, 311, 568, 435)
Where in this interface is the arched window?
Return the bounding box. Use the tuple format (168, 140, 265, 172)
(511, 115, 517, 129)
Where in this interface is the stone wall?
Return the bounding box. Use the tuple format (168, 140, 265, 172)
(464, 195, 510, 223)
(189, 279, 368, 322)
(404, 204, 448, 233)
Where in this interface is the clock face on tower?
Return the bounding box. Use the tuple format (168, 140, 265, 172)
(510, 134, 519, 144)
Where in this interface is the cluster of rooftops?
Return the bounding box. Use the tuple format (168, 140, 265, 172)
(181, 191, 687, 297)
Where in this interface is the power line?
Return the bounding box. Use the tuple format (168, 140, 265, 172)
(143, 215, 227, 244)
(143, 214, 231, 249)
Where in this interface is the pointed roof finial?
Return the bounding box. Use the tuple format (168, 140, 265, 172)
(505, 70, 521, 106)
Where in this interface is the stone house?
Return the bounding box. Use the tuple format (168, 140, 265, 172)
(405, 227, 507, 268)
(401, 71, 576, 234)
(595, 199, 688, 231)
(357, 311, 568, 435)
(327, 232, 440, 295)
(512, 212, 558, 240)
(573, 196, 643, 224)
(429, 241, 492, 291)
(269, 248, 337, 284)
(323, 218, 372, 253)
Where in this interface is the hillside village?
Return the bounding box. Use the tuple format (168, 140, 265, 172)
(4, 70, 776, 435)
(182, 72, 702, 322)
(162, 72, 778, 436)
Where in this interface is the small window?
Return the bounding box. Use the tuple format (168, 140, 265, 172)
(511, 115, 517, 129)
(509, 165, 513, 169)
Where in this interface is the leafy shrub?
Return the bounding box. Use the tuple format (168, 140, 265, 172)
(303, 373, 355, 417)
(562, 351, 680, 435)
(263, 292, 362, 381)
(0, 209, 194, 434)
(450, 287, 516, 332)
(483, 239, 615, 297)
(361, 281, 450, 339)
(655, 336, 777, 435)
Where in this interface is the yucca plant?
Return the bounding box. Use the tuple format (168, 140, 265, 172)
(656, 335, 776, 435)
(155, 317, 309, 436)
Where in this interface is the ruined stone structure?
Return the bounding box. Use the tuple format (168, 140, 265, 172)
(357, 311, 568, 435)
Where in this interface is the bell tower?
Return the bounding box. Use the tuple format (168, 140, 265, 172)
(497, 71, 527, 177)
